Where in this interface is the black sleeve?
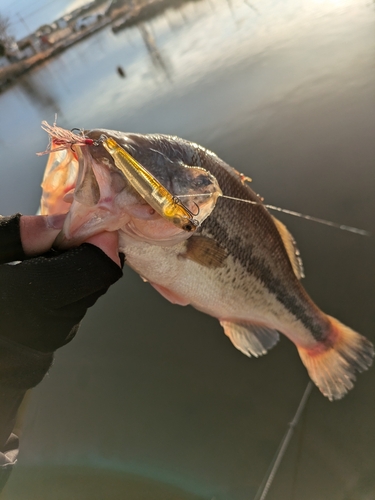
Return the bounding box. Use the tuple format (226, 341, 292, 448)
(0, 336, 54, 492)
(0, 214, 29, 491)
(0, 214, 123, 493)
(0, 214, 26, 264)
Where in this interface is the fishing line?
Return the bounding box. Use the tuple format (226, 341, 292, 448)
(253, 381, 314, 500)
(178, 193, 370, 236)
(290, 391, 310, 500)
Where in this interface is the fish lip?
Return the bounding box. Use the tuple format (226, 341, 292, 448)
(52, 210, 97, 249)
(120, 221, 191, 246)
(53, 199, 134, 249)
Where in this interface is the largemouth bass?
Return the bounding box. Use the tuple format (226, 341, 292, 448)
(39, 127, 374, 401)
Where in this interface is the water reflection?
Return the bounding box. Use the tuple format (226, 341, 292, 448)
(243, 1, 259, 14)
(137, 23, 172, 80)
(17, 73, 62, 116)
(0, 0, 374, 499)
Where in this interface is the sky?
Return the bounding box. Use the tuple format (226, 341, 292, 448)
(1, 0, 90, 40)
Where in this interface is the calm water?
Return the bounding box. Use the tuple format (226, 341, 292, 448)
(1, 0, 375, 499)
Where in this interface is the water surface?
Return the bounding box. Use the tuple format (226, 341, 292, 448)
(1, 0, 374, 499)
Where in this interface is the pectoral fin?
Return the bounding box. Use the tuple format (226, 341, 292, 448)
(220, 320, 280, 357)
(179, 235, 228, 268)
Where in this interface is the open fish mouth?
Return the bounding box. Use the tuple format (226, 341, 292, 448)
(39, 126, 222, 248)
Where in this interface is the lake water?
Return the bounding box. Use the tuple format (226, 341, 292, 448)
(1, 0, 374, 499)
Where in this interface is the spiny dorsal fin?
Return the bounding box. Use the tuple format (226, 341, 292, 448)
(272, 216, 305, 279)
(220, 320, 280, 357)
(180, 235, 228, 268)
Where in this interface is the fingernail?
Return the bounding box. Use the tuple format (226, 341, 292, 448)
(46, 213, 67, 229)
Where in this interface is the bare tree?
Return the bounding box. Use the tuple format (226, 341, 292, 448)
(0, 15, 13, 49)
(0, 14, 16, 57)
(0, 15, 10, 38)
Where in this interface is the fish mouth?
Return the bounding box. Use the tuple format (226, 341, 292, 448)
(51, 145, 137, 248)
(40, 128, 222, 249)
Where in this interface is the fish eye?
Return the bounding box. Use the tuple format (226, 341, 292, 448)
(182, 224, 193, 232)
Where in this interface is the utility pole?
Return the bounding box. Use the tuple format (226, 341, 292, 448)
(17, 13, 32, 36)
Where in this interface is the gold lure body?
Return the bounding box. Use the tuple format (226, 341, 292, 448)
(102, 136, 199, 232)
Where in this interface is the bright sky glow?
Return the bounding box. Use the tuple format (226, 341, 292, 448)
(1, 0, 356, 40)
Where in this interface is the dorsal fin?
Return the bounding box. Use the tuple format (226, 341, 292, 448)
(220, 320, 280, 357)
(272, 216, 305, 279)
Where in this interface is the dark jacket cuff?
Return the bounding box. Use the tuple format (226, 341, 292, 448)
(0, 214, 26, 265)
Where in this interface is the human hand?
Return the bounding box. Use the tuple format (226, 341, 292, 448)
(19, 214, 122, 266)
(0, 214, 123, 353)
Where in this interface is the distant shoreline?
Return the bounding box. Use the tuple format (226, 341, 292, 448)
(0, 16, 111, 93)
(0, 0, 201, 94)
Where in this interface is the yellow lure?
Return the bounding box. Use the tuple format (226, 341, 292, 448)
(101, 136, 199, 232)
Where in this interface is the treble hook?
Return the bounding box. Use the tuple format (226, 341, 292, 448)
(70, 127, 102, 146)
(93, 134, 108, 147)
(173, 197, 200, 218)
(70, 128, 84, 151)
(190, 201, 200, 217)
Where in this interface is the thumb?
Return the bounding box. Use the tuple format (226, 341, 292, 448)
(85, 231, 121, 267)
(20, 214, 66, 256)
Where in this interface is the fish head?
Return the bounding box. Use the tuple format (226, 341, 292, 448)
(39, 129, 222, 248)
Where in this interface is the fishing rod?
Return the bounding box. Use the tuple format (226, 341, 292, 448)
(253, 381, 314, 500)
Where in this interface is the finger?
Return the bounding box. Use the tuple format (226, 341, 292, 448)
(20, 214, 67, 256)
(85, 231, 121, 267)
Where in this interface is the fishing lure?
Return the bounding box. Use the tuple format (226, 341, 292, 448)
(36, 121, 95, 155)
(100, 136, 200, 232)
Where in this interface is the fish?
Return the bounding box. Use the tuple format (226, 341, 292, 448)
(39, 125, 374, 401)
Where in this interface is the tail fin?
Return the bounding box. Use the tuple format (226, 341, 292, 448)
(297, 316, 374, 401)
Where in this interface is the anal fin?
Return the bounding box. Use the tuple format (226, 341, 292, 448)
(220, 320, 280, 357)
